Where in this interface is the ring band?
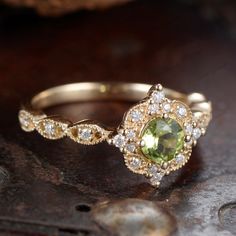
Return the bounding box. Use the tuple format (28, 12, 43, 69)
(18, 82, 212, 187)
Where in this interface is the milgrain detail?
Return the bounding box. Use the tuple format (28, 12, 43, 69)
(109, 84, 210, 187)
(67, 123, 112, 145)
(19, 111, 112, 144)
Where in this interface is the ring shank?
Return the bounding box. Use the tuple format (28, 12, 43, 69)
(31, 82, 191, 109)
(29, 82, 211, 127)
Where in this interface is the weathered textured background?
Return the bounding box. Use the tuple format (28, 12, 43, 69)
(0, 1, 236, 235)
(0, 0, 132, 15)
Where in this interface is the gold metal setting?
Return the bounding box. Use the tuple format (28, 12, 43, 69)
(18, 82, 212, 187)
(67, 122, 112, 145)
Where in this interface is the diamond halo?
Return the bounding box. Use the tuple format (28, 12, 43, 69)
(109, 84, 205, 187)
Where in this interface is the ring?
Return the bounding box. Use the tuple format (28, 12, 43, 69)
(18, 82, 212, 187)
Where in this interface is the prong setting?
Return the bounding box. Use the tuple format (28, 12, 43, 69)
(109, 83, 208, 187)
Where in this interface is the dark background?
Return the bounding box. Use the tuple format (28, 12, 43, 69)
(0, 0, 235, 235)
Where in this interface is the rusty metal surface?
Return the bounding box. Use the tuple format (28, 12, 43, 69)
(0, 1, 235, 235)
(92, 199, 176, 236)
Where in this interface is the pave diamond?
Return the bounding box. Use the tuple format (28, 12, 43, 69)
(148, 104, 160, 115)
(150, 172, 163, 186)
(151, 91, 165, 103)
(113, 134, 126, 148)
(192, 128, 201, 140)
(126, 143, 136, 153)
(175, 153, 185, 164)
(130, 157, 141, 170)
(163, 102, 171, 113)
(126, 129, 136, 140)
(67, 124, 109, 144)
(177, 106, 187, 117)
(130, 110, 143, 122)
(147, 165, 158, 176)
(80, 128, 92, 140)
(36, 119, 66, 139)
(18, 111, 35, 132)
(185, 123, 193, 135)
(45, 122, 55, 136)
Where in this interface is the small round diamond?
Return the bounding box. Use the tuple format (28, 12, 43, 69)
(130, 157, 141, 170)
(45, 122, 55, 135)
(192, 128, 201, 140)
(185, 123, 193, 135)
(175, 153, 185, 164)
(163, 103, 171, 113)
(130, 110, 142, 122)
(148, 165, 158, 176)
(126, 129, 136, 140)
(36, 119, 66, 139)
(80, 128, 92, 141)
(177, 106, 187, 117)
(126, 143, 136, 153)
(151, 91, 165, 103)
(19, 111, 35, 132)
(150, 172, 163, 186)
(113, 134, 126, 148)
(148, 104, 160, 115)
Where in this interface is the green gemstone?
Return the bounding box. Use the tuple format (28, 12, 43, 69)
(141, 117, 184, 164)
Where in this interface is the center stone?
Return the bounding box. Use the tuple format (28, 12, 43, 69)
(141, 117, 184, 164)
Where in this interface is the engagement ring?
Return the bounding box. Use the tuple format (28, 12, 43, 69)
(19, 82, 212, 187)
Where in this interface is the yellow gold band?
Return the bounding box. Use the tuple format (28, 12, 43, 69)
(31, 82, 187, 107)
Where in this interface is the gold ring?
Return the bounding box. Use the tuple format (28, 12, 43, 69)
(18, 82, 212, 187)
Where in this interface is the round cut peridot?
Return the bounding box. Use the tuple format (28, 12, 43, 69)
(141, 117, 184, 165)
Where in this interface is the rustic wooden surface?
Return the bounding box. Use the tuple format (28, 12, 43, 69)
(0, 1, 236, 235)
(0, 0, 132, 16)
